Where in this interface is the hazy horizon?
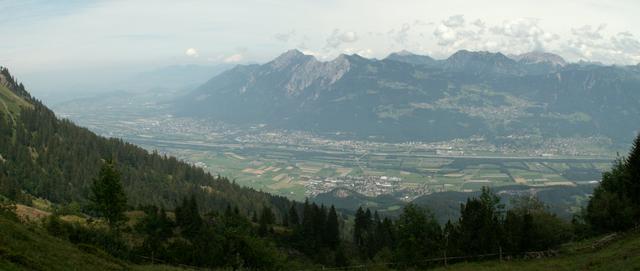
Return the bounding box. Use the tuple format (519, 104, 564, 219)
(2, 0, 640, 98)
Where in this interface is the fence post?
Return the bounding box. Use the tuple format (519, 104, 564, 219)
(444, 250, 447, 267)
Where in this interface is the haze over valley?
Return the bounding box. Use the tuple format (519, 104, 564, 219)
(50, 49, 638, 219)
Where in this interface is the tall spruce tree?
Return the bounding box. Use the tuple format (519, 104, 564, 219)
(587, 134, 640, 232)
(353, 207, 367, 246)
(89, 160, 128, 230)
(258, 205, 275, 236)
(456, 187, 502, 255)
(175, 195, 202, 239)
(325, 205, 340, 249)
(288, 204, 299, 226)
(395, 204, 442, 269)
(625, 134, 640, 207)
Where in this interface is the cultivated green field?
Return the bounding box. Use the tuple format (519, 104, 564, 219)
(130, 137, 611, 201)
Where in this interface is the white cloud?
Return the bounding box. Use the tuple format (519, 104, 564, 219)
(443, 14, 465, 28)
(490, 18, 558, 52)
(563, 27, 640, 64)
(433, 15, 484, 51)
(472, 19, 485, 28)
(325, 29, 358, 49)
(185, 48, 199, 57)
(223, 53, 244, 63)
(391, 23, 411, 45)
(431, 15, 562, 55)
(571, 24, 607, 40)
(5, 1, 640, 77)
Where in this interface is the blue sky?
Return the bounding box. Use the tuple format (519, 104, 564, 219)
(1, 0, 639, 94)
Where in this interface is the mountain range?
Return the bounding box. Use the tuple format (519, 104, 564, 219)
(176, 49, 640, 145)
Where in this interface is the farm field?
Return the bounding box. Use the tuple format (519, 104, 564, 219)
(53, 102, 615, 201)
(128, 136, 611, 201)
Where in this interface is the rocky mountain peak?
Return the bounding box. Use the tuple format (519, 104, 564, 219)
(447, 50, 512, 62)
(385, 50, 436, 66)
(511, 51, 567, 66)
(269, 49, 316, 70)
(335, 53, 368, 63)
(444, 50, 519, 73)
(281, 53, 352, 95)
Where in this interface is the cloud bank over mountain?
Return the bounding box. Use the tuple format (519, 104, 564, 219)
(1, 0, 638, 88)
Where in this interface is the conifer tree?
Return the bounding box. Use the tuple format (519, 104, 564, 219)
(175, 195, 202, 238)
(258, 205, 275, 236)
(325, 205, 340, 249)
(288, 204, 299, 226)
(353, 207, 367, 246)
(625, 134, 640, 207)
(587, 134, 640, 232)
(89, 160, 128, 230)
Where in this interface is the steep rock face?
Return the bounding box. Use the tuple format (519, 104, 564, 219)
(508, 51, 568, 74)
(510, 51, 567, 67)
(269, 50, 351, 96)
(176, 49, 640, 143)
(444, 50, 522, 75)
(207, 50, 352, 98)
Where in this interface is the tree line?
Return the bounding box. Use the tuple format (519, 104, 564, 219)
(42, 158, 581, 270)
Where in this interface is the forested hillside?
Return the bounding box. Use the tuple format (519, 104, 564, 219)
(0, 67, 291, 216)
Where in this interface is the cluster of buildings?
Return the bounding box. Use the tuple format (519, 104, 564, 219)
(304, 175, 402, 197)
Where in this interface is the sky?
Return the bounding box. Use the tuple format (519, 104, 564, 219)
(1, 0, 639, 95)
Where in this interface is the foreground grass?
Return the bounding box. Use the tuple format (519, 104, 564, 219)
(0, 216, 125, 270)
(434, 231, 640, 271)
(0, 215, 191, 271)
(2, 209, 639, 271)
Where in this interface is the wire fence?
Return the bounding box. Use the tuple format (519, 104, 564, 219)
(135, 248, 559, 271)
(133, 228, 635, 270)
(293, 249, 559, 271)
(293, 231, 635, 271)
(136, 255, 212, 270)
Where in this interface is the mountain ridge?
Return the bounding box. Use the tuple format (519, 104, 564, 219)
(176, 49, 640, 144)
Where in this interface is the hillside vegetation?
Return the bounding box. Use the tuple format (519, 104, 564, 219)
(435, 230, 640, 271)
(1, 207, 638, 271)
(0, 213, 187, 271)
(0, 67, 293, 217)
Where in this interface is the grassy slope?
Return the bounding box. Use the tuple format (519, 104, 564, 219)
(0, 84, 31, 117)
(0, 215, 188, 271)
(435, 231, 640, 271)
